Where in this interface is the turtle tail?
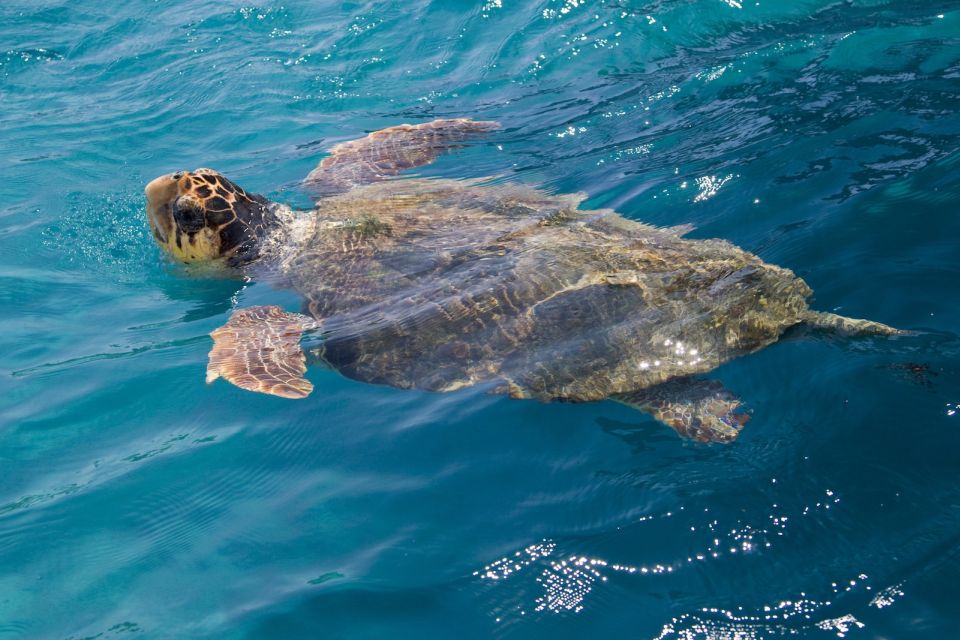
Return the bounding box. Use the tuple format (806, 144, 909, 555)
(801, 310, 907, 336)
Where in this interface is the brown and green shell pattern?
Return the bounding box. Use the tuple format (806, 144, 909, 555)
(267, 177, 813, 402)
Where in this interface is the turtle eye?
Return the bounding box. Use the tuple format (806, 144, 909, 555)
(173, 171, 184, 180)
(172, 197, 206, 233)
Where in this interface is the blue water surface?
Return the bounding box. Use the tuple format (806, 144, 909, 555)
(2, 1, 959, 638)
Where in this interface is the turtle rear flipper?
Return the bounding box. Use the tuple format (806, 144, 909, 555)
(303, 118, 500, 198)
(614, 378, 749, 444)
(801, 310, 906, 336)
(207, 306, 319, 399)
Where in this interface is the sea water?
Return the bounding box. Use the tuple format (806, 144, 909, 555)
(1, 1, 959, 638)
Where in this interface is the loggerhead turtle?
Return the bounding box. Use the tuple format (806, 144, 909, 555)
(145, 118, 903, 443)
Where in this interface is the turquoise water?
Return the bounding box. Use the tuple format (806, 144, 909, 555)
(2, 1, 959, 637)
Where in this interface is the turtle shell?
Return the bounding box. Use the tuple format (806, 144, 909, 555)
(270, 178, 811, 402)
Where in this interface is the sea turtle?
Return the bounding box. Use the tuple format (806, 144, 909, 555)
(145, 118, 903, 443)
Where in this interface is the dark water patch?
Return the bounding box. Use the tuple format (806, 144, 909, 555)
(0, 47, 63, 71)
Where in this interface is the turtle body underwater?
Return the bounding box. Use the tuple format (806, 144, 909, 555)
(145, 118, 904, 443)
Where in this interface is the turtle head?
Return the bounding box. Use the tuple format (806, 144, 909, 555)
(145, 168, 275, 264)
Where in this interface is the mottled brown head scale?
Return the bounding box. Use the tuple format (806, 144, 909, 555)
(145, 168, 275, 264)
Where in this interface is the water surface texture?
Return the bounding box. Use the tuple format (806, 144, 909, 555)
(2, 1, 959, 638)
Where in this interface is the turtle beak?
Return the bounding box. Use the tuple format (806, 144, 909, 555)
(145, 173, 181, 244)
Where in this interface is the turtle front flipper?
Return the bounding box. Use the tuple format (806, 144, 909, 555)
(613, 378, 749, 444)
(303, 118, 500, 198)
(207, 306, 319, 399)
